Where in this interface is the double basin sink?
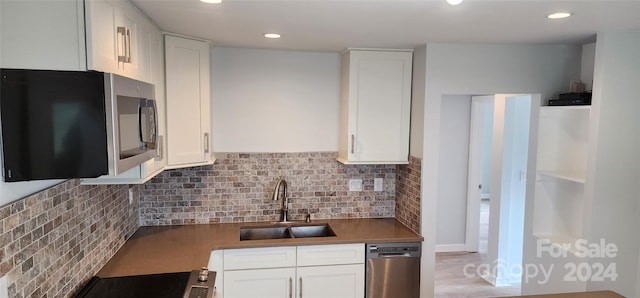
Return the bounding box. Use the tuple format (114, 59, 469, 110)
(240, 223, 336, 241)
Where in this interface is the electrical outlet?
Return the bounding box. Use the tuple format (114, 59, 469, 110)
(0, 275, 8, 298)
(520, 170, 527, 181)
(349, 179, 362, 191)
(374, 178, 383, 192)
(128, 188, 134, 205)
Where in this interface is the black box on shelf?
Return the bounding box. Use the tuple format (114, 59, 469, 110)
(549, 92, 592, 106)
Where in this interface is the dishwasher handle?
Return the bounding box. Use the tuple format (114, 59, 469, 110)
(377, 252, 412, 258)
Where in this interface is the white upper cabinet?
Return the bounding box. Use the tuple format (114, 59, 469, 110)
(85, 0, 144, 80)
(164, 35, 214, 168)
(337, 49, 413, 164)
(0, 0, 86, 70)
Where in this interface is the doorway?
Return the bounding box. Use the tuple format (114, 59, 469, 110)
(435, 94, 533, 297)
(466, 94, 534, 287)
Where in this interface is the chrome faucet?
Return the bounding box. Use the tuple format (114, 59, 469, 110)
(272, 178, 290, 223)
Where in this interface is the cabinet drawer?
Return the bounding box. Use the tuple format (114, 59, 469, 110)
(297, 243, 364, 267)
(224, 246, 296, 270)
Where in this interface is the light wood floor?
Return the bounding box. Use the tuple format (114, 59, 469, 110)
(435, 200, 521, 297)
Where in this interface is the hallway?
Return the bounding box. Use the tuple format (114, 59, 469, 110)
(434, 200, 521, 297)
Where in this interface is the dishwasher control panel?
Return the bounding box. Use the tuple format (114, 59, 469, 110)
(366, 242, 422, 258)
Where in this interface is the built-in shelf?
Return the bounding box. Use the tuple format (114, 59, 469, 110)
(537, 170, 586, 184)
(532, 105, 589, 263)
(533, 233, 581, 256)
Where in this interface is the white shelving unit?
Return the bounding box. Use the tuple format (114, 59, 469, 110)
(532, 106, 590, 247)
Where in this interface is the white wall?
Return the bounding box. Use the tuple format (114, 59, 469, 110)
(211, 47, 340, 152)
(436, 95, 471, 249)
(0, 177, 65, 208)
(580, 43, 596, 91)
(421, 43, 581, 296)
(582, 31, 640, 297)
(503, 95, 531, 284)
(410, 46, 426, 158)
(483, 94, 533, 286)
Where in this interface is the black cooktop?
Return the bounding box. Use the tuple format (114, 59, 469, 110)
(74, 272, 191, 298)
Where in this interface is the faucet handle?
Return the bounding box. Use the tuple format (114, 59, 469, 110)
(305, 213, 311, 223)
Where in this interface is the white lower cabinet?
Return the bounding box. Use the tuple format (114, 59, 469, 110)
(210, 244, 365, 298)
(224, 268, 296, 298)
(297, 264, 364, 298)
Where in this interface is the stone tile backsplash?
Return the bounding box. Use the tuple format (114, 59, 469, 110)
(396, 156, 422, 233)
(0, 180, 139, 298)
(140, 152, 397, 225)
(0, 152, 422, 298)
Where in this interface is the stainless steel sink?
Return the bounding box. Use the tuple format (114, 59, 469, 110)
(239, 226, 292, 241)
(240, 223, 336, 241)
(291, 224, 336, 238)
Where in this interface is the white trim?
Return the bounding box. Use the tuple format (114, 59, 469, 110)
(435, 244, 466, 252)
(480, 194, 491, 200)
(481, 270, 497, 286)
(465, 95, 494, 253)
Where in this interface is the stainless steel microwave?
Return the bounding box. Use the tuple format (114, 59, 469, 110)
(105, 73, 158, 176)
(0, 69, 157, 182)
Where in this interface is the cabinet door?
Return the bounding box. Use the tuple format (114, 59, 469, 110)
(85, 0, 120, 74)
(0, 0, 86, 70)
(339, 50, 412, 164)
(165, 35, 212, 168)
(85, 0, 141, 79)
(224, 268, 296, 298)
(117, 1, 141, 78)
(297, 264, 364, 298)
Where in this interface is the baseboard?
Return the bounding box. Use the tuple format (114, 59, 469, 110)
(435, 244, 466, 252)
(481, 270, 497, 286)
(481, 268, 517, 287)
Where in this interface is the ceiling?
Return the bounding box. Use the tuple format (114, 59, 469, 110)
(131, 0, 640, 52)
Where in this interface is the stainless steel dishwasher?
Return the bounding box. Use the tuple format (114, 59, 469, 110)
(366, 242, 421, 298)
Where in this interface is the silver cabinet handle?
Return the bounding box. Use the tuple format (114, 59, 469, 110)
(117, 26, 127, 62)
(351, 134, 355, 154)
(204, 133, 209, 153)
(155, 135, 163, 160)
(299, 277, 302, 298)
(126, 27, 132, 63)
(289, 277, 293, 298)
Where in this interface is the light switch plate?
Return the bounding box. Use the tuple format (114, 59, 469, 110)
(0, 275, 8, 298)
(349, 179, 362, 191)
(374, 178, 383, 192)
(128, 188, 134, 205)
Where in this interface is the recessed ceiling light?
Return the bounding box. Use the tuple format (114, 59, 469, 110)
(200, 0, 222, 3)
(447, 0, 463, 5)
(547, 12, 572, 19)
(264, 33, 281, 39)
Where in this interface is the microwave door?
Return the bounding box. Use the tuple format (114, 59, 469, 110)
(139, 100, 157, 150)
(113, 95, 155, 175)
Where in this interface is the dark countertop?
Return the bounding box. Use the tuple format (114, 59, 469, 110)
(97, 218, 423, 278)
(509, 290, 623, 298)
